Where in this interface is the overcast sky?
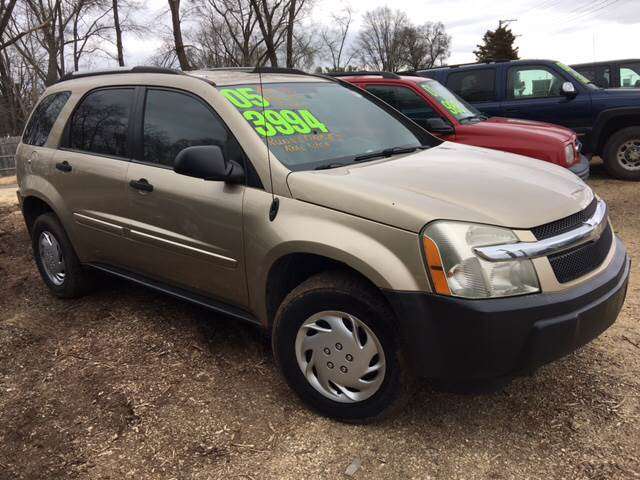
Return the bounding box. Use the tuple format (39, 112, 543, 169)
(123, 0, 639, 68)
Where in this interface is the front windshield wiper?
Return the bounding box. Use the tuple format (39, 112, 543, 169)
(314, 162, 349, 170)
(353, 146, 425, 162)
(459, 114, 487, 123)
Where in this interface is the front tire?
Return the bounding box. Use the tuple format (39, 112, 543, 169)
(602, 126, 640, 180)
(31, 213, 94, 298)
(272, 271, 407, 422)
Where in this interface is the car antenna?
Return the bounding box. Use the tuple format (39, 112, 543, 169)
(257, 66, 279, 221)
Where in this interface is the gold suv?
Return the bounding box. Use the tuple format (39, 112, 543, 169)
(16, 66, 630, 422)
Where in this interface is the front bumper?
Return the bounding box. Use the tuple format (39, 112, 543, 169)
(385, 236, 629, 380)
(570, 153, 590, 180)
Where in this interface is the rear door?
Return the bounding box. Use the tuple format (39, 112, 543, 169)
(499, 64, 592, 135)
(53, 87, 135, 265)
(443, 68, 502, 117)
(122, 87, 248, 307)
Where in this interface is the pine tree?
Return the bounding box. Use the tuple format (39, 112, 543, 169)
(474, 23, 519, 62)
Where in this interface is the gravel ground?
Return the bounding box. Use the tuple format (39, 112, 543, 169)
(1, 162, 639, 480)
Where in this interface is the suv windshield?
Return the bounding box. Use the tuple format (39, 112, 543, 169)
(556, 62, 600, 90)
(418, 80, 483, 122)
(219, 82, 428, 171)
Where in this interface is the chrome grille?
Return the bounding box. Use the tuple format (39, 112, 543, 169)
(548, 223, 613, 283)
(531, 197, 598, 240)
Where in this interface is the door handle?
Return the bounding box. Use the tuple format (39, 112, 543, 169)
(55, 161, 72, 172)
(129, 178, 154, 193)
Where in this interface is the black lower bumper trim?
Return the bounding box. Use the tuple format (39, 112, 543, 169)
(384, 237, 629, 380)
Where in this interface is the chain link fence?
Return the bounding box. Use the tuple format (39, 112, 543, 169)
(0, 136, 20, 177)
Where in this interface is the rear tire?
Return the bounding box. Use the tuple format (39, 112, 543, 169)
(272, 271, 409, 423)
(602, 126, 640, 180)
(31, 213, 94, 298)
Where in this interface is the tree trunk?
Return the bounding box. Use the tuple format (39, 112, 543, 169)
(250, 0, 278, 67)
(285, 0, 296, 68)
(112, 0, 124, 66)
(168, 0, 190, 70)
(56, 0, 65, 77)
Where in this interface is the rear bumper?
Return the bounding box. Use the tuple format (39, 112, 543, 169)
(385, 236, 629, 380)
(570, 154, 591, 180)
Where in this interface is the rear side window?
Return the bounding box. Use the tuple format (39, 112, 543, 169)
(68, 88, 134, 157)
(22, 91, 71, 146)
(446, 69, 496, 102)
(365, 85, 440, 121)
(142, 89, 230, 167)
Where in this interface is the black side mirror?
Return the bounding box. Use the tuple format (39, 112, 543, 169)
(421, 117, 455, 135)
(174, 145, 244, 183)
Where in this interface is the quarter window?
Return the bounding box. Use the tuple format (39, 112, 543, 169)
(22, 92, 71, 146)
(142, 89, 229, 167)
(365, 85, 440, 123)
(68, 88, 133, 157)
(446, 69, 496, 102)
(507, 66, 565, 99)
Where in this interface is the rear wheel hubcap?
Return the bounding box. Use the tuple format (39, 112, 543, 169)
(295, 311, 386, 403)
(38, 231, 66, 286)
(617, 139, 640, 171)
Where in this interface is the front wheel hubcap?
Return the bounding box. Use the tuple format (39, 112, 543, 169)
(617, 139, 640, 171)
(38, 231, 66, 286)
(295, 311, 386, 403)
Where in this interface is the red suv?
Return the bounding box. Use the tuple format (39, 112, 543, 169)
(333, 72, 590, 179)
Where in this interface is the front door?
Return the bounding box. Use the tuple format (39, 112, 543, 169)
(122, 87, 248, 307)
(499, 64, 592, 135)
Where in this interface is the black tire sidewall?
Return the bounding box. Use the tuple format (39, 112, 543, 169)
(273, 286, 403, 422)
(603, 127, 640, 180)
(31, 213, 88, 298)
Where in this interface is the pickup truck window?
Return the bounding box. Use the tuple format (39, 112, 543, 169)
(620, 62, 640, 88)
(446, 69, 496, 102)
(507, 66, 565, 99)
(219, 82, 425, 171)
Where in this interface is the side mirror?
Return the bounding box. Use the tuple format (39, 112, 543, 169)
(561, 81, 577, 98)
(174, 145, 244, 183)
(422, 117, 455, 135)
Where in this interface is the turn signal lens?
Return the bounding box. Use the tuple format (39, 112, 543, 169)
(422, 236, 452, 295)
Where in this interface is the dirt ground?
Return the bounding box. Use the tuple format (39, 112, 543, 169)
(1, 163, 639, 480)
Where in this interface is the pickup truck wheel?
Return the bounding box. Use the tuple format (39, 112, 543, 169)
(272, 271, 407, 423)
(31, 213, 94, 298)
(603, 127, 640, 180)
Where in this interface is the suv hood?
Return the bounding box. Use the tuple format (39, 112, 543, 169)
(287, 142, 593, 233)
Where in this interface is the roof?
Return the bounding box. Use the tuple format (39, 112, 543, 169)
(188, 69, 332, 86)
(328, 72, 429, 84)
(53, 65, 334, 87)
(571, 59, 640, 67)
(418, 59, 562, 72)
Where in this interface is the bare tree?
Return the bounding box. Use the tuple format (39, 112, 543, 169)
(356, 7, 408, 72)
(199, 0, 263, 66)
(112, 0, 123, 65)
(319, 7, 354, 72)
(168, 0, 190, 70)
(400, 22, 450, 71)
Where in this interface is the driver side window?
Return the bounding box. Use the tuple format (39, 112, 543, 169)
(365, 85, 441, 123)
(507, 66, 565, 100)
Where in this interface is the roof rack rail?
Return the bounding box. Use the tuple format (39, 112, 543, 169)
(419, 59, 513, 71)
(251, 66, 307, 75)
(326, 71, 401, 79)
(56, 66, 183, 83)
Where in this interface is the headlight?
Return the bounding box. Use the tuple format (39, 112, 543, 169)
(564, 143, 575, 165)
(422, 221, 540, 299)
